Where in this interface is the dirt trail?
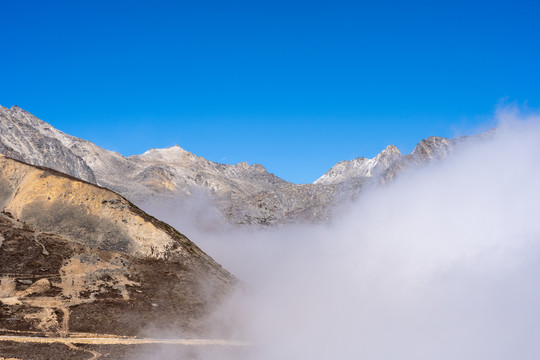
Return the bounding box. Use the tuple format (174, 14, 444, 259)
(0, 334, 249, 360)
(64, 342, 101, 360)
(0, 335, 249, 346)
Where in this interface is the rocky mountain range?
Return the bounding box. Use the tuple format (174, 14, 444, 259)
(0, 105, 471, 226)
(0, 104, 490, 359)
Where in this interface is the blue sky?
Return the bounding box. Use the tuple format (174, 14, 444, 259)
(1, 0, 539, 183)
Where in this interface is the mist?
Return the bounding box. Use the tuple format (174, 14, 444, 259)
(141, 108, 540, 359)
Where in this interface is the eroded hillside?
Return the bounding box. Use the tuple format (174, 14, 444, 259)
(0, 155, 239, 359)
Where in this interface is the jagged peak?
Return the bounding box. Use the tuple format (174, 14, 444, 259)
(0, 104, 21, 111)
(414, 136, 449, 147)
(381, 144, 401, 154)
(0, 104, 22, 112)
(314, 144, 403, 185)
(373, 144, 402, 161)
(411, 136, 451, 160)
(331, 144, 401, 167)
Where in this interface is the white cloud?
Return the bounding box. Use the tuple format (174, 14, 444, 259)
(141, 108, 540, 359)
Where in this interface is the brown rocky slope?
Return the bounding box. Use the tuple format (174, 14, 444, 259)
(0, 155, 239, 358)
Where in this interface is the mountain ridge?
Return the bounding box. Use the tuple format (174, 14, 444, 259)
(0, 105, 469, 226)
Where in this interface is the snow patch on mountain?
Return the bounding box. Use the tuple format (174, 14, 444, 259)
(315, 145, 402, 185)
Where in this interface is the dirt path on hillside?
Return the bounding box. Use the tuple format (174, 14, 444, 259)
(0, 334, 249, 346)
(0, 334, 249, 360)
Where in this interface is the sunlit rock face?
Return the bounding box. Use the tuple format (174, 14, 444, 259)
(0, 105, 468, 226)
(314, 145, 403, 185)
(0, 155, 236, 352)
(0, 155, 235, 270)
(0, 105, 96, 183)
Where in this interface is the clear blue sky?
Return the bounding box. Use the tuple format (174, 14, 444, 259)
(1, 0, 539, 183)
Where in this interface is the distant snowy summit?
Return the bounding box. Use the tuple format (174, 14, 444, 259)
(133, 145, 195, 163)
(315, 145, 402, 185)
(0, 105, 473, 226)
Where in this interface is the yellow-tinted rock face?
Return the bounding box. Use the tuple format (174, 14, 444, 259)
(0, 155, 229, 277)
(0, 155, 175, 259)
(0, 155, 237, 354)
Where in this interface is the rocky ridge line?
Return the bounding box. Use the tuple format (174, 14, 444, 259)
(0, 105, 475, 226)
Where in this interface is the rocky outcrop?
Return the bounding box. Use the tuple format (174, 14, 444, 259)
(315, 145, 403, 185)
(0, 106, 96, 183)
(411, 136, 453, 161)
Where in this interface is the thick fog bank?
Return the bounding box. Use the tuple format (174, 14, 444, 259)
(143, 109, 540, 359)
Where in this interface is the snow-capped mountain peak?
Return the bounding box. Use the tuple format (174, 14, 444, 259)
(314, 144, 402, 185)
